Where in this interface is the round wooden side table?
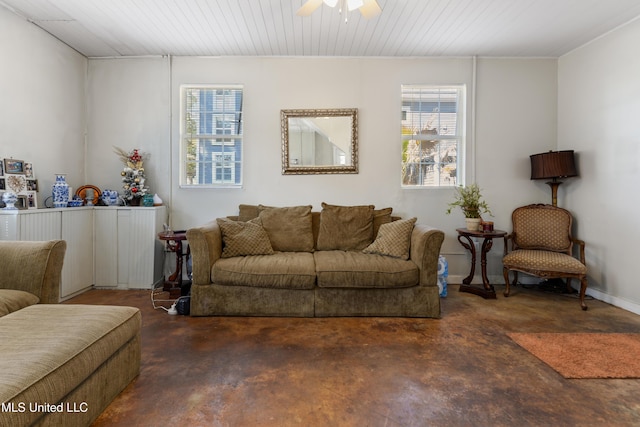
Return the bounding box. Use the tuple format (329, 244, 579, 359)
(157, 230, 189, 298)
(456, 228, 507, 299)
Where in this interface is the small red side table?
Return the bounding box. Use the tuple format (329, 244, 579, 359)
(157, 230, 189, 298)
(456, 228, 507, 299)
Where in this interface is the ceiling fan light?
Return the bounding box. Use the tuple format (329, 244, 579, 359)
(347, 0, 364, 11)
(323, 0, 339, 7)
(359, 0, 382, 19)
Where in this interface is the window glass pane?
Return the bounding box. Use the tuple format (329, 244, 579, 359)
(181, 86, 243, 186)
(401, 86, 463, 187)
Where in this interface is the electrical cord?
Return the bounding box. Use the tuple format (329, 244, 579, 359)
(151, 284, 189, 314)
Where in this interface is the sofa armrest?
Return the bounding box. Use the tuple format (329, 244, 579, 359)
(410, 225, 445, 288)
(0, 240, 66, 304)
(186, 221, 223, 286)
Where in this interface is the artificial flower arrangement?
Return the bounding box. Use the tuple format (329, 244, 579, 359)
(114, 147, 150, 202)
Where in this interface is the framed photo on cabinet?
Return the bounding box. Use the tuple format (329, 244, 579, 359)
(4, 159, 25, 175)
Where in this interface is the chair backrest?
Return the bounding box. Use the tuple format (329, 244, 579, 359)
(511, 204, 573, 253)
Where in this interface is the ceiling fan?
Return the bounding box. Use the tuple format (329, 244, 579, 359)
(296, 0, 382, 20)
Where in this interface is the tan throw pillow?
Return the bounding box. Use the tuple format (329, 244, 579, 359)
(216, 217, 274, 258)
(363, 217, 417, 260)
(316, 203, 375, 251)
(258, 205, 314, 252)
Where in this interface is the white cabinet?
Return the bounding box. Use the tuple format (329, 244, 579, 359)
(0, 205, 167, 298)
(0, 208, 94, 299)
(94, 206, 166, 289)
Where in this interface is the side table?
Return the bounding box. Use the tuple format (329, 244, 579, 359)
(456, 228, 507, 299)
(157, 230, 189, 298)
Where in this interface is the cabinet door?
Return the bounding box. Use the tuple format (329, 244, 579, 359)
(94, 209, 118, 287)
(60, 209, 94, 298)
(119, 208, 165, 288)
(20, 211, 61, 241)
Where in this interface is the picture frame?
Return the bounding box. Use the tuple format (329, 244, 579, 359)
(26, 191, 38, 209)
(6, 174, 27, 194)
(4, 159, 25, 175)
(0, 160, 4, 176)
(24, 162, 34, 179)
(26, 179, 38, 192)
(0, 178, 4, 191)
(16, 195, 28, 210)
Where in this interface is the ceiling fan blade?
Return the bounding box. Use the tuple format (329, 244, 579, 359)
(347, 0, 364, 11)
(296, 0, 324, 16)
(359, 0, 382, 19)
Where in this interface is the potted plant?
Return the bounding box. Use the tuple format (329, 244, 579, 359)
(446, 183, 492, 231)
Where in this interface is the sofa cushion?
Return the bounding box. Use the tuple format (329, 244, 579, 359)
(314, 251, 419, 289)
(258, 205, 315, 252)
(238, 204, 260, 222)
(213, 252, 316, 289)
(316, 203, 375, 251)
(363, 217, 417, 260)
(217, 217, 274, 258)
(373, 207, 393, 237)
(0, 304, 140, 426)
(0, 290, 39, 317)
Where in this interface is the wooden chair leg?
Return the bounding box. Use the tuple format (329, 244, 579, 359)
(579, 277, 588, 311)
(565, 278, 573, 293)
(503, 268, 511, 297)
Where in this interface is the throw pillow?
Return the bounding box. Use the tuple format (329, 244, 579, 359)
(363, 217, 417, 260)
(216, 217, 274, 258)
(316, 202, 375, 251)
(258, 205, 314, 252)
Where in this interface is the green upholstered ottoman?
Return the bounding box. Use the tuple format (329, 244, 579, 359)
(0, 304, 141, 426)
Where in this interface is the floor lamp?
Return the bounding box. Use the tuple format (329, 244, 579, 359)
(530, 150, 578, 207)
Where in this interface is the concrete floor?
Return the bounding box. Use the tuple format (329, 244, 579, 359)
(66, 284, 640, 427)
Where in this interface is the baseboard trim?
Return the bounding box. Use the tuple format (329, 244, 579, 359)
(447, 275, 640, 316)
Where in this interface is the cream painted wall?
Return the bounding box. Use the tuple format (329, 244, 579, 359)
(85, 57, 171, 206)
(0, 7, 87, 207)
(559, 17, 640, 313)
(84, 55, 557, 280)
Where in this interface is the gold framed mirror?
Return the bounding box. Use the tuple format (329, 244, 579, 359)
(281, 108, 358, 174)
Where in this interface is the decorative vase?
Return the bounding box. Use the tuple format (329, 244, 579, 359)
(2, 191, 18, 210)
(52, 174, 70, 208)
(142, 194, 154, 207)
(465, 217, 481, 231)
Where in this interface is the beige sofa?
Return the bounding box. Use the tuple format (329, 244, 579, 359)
(0, 240, 141, 426)
(187, 203, 445, 318)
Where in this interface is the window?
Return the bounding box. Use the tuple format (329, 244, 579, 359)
(181, 85, 243, 186)
(401, 85, 464, 187)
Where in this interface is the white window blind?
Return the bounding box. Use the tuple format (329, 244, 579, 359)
(181, 85, 243, 186)
(401, 85, 464, 187)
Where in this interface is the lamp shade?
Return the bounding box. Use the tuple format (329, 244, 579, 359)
(530, 150, 578, 180)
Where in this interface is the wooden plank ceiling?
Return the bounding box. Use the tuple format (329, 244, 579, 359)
(1, 0, 640, 58)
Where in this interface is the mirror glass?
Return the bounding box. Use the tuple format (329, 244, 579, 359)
(281, 108, 358, 174)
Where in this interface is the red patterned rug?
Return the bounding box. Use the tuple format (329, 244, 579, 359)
(508, 333, 640, 379)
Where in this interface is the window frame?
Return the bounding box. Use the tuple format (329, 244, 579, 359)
(180, 84, 244, 188)
(401, 84, 466, 188)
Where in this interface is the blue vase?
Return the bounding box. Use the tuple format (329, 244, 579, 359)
(52, 174, 69, 208)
